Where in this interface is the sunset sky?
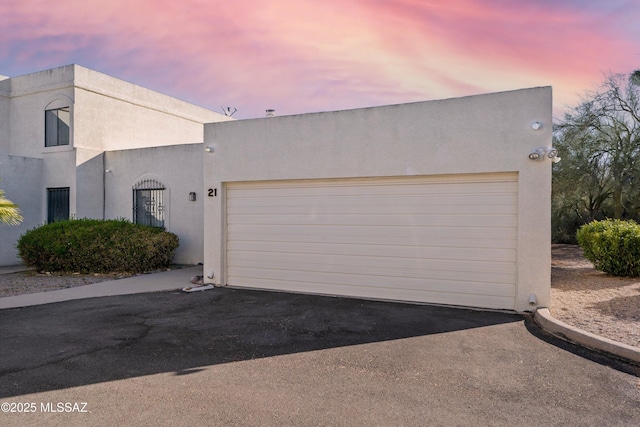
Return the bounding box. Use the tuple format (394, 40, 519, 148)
(1, 0, 638, 119)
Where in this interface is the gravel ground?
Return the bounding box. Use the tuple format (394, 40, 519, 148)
(1, 248, 638, 349)
(551, 244, 640, 348)
(0, 271, 129, 297)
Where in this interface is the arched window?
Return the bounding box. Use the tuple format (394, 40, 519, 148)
(132, 179, 166, 228)
(44, 98, 72, 147)
(45, 107, 70, 146)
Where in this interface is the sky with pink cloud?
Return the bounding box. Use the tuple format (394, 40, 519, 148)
(1, 0, 638, 119)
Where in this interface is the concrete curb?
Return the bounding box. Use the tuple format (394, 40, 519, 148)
(534, 308, 640, 365)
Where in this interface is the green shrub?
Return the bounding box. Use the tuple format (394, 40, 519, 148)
(576, 219, 640, 277)
(17, 218, 179, 273)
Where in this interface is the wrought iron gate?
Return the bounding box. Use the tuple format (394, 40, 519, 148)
(47, 187, 69, 223)
(132, 179, 166, 228)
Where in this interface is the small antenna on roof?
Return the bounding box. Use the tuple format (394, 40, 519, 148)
(222, 106, 237, 117)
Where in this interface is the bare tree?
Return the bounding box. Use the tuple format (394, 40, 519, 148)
(553, 70, 640, 241)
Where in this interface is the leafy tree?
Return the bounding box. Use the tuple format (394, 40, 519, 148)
(0, 186, 23, 226)
(553, 71, 640, 242)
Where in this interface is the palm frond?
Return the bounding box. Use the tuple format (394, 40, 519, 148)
(0, 191, 24, 226)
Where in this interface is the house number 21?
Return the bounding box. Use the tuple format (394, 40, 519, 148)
(208, 188, 217, 197)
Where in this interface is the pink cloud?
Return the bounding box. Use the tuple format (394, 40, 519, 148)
(1, 0, 638, 118)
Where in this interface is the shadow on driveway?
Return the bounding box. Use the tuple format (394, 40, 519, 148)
(0, 287, 524, 398)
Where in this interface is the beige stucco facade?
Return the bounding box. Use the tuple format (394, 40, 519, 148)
(203, 87, 553, 312)
(104, 144, 205, 264)
(2, 64, 553, 312)
(0, 154, 43, 265)
(0, 65, 232, 265)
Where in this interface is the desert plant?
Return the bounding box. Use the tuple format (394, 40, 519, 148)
(0, 185, 23, 225)
(576, 219, 640, 276)
(17, 218, 179, 273)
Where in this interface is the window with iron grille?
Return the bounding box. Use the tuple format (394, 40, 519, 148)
(45, 107, 70, 147)
(47, 187, 70, 223)
(133, 179, 166, 228)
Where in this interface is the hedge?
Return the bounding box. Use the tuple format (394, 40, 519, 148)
(576, 219, 640, 277)
(17, 218, 179, 273)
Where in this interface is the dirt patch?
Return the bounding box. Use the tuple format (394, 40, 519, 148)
(0, 271, 125, 298)
(551, 244, 640, 348)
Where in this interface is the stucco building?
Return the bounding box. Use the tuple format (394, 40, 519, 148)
(1, 65, 553, 312)
(202, 87, 553, 312)
(0, 65, 232, 265)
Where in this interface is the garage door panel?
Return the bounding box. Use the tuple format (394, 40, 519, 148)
(228, 178, 517, 198)
(236, 234, 516, 249)
(226, 173, 517, 310)
(228, 213, 516, 228)
(228, 194, 516, 214)
(229, 257, 515, 285)
(228, 202, 516, 216)
(230, 231, 516, 249)
(230, 224, 517, 242)
(229, 250, 516, 276)
(231, 276, 516, 311)
(229, 240, 515, 263)
(232, 267, 515, 297)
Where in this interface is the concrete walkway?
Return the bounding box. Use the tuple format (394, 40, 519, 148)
(1, 264, 638, 365)
(0, 265, 203, 310)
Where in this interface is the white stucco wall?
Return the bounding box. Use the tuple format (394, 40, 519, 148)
(203, 87, 553, 312)
(0, 69, 76, 264)
(7, 91, 74, 159)
(104, 144, 204, 264)
(42, 149, 77, 218)
(0, 64, 234, 266)
(4, 64, 233, 158)
(0, 155, 43, 265)
(0, 93, 9, 154)
(76, 148, 105, 220)
(72, 65, 233, 152)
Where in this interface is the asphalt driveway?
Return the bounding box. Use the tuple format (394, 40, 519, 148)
(1, 288, 639, 426)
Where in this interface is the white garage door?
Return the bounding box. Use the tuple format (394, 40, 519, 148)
(226, 173, 517, 310)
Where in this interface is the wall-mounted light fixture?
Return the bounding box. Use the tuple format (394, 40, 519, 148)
(528, 148, 544, 160)
(529, 147, 561, 163)
(189, 192, 196, 201)
(205, 146, 214, 153)
(531, 121, 542, 130)
(105, 169, 112, 173)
